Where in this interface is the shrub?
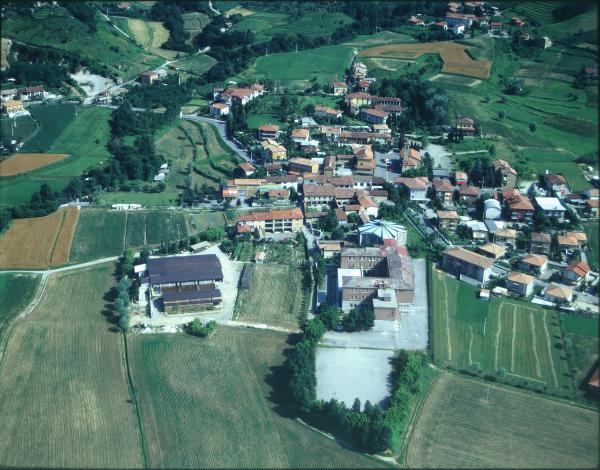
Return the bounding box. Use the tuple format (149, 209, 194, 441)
(189, 319, 218, 337)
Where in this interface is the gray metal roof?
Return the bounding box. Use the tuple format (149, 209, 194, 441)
(148, 254, 223, 285)
(358, 220, 406, 239)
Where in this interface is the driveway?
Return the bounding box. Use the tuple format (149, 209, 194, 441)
(424, 143, 451, 170)
(316, 347, 393, 407)
(396, 258, 429, 350)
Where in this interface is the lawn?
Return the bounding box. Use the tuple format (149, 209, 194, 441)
(236, 45, 354, 88)
(0, 264, 144, 468)
(583, 221, 598, 271)
(187, 211, 226, 233)
(431, 269, 571, 392)
(0, 106, 112, 206)
(0, 273, 39, 343)
(404, 372, 599, 468)
(234, 263, 307, 329)
(128, 327, 385, 468)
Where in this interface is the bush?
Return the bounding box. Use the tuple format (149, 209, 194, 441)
(317, 303, 341, 330)
(189, 319, 218, 337)
(342, 307, 375, 332)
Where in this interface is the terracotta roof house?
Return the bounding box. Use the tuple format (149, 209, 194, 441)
(543, 283, 572, 304)
(318, 240, 345, 258)
(238, 162, 256, 176)
(291, 128, 310, 144)
(456, 116, 476, 135)
(332, 81, 348, 96)
(454, 171, 468, 185)
(396, 176, 429, 201)
(458, 185, 480, 206)
(477, 242, 506, 260)
(442, 246, 493, 283)
(360, 108, 389, 125)
(436, 210, 458, 230)
(544, 173, 569, 197)
(506, 271, 535, 297)
(344, 92, 374, 111)
(209, 102, 230, 116)
(520, 253, 548, 275)
(530, 232, 551, 254)
(433, 178, 454, 203)
(558, 234, 579, 251)
(261, 139, 287, 161)
(314, 105, 342, 120)
(565, 231, 587, 247)
(494, 228, 517, 248)
(493, 159, 518, 188)
(560, 261, 591, 286)
(237, 208, 304, 234)
(505, 190, 534, 222)
(258, 124, 280, 140)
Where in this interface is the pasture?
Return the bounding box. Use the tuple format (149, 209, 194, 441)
(233, 264, 306, 329)
(431, 269, 571, 392)
(128, 327, 384, 468)
(0, 273, 39, 343)
(70, 209, 190, 262)
(0, 153, 69, 176)
(236, 45, 354, 88)
(0, 106, 112, 206)
(359, 41, 492, 79)
(0, 264, 145, 468)
(20, 103, 76, 153)
(404, 372, 599, 468)
(0, 207, 78, 269)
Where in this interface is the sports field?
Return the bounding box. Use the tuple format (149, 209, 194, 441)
(404, 372, 599, 468)
(0, 207, 79, 269)
(69, 209, 189, 262)
(128, 327, 385, 468)
(431, 269, 571, 391)
(0, 153, 69, 176)
(359, 41, 492, 79)
(233, 264, 306, 329)
(0, 264, 145, 468)
(0, 273, 39, 343)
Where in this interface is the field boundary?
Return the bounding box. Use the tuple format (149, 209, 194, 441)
(47, 209, 67, 265)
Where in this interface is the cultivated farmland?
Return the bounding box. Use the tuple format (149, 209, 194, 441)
(0, 207, 79, 269)
(234, 264, 307, 329)
(405, 372, 599, 468)
(127, 18, 178, 60)
(0, 264, 145, 468)
(128, 327, 386, 468)
(359, 42, 492, 79)
(0, 153, 69, 176)
(19, 103, 76, 153)
(431, 269, 571, 391)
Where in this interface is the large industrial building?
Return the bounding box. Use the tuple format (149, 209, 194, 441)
(138, 254, 224, 314)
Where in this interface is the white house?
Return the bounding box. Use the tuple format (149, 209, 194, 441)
(535, 197, 567, 221)
(396, 176, 429, 201)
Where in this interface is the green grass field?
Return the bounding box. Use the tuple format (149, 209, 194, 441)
(3, 7, 163, 80)
(97, 190, 180, 206)
(128, 327, 385, 468)
(20, 103, 76, 152)
(70, 209, 189, 261)
(173, 53, 217, 75)
(234, 264, 306, 329)
(0, 264, 144, 468)
(583, 222, 599, 271)
(0, 114, 39, 146)
(0, 273, 39, 343)
(0, 106, 112, 206)
(187, 211, 226, 233)
(563, 316, 599, 386)
(405, 372, 599, 468)
(235, 45, 353, 89)
(431, 269, 571, 391)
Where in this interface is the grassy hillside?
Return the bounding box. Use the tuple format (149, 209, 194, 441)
(129, 327, 388, 468)
(0, 264, 145, 468)
(3, 5, 162, 80)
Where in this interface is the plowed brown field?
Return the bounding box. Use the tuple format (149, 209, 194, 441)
(0, 207, 79, 269)
(0, 153, 69, 176)
(359, 41, 491, 79)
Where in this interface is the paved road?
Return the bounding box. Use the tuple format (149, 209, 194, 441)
(374, 150, 399, 181)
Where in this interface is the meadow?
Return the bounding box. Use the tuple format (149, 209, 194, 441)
(233, 264, 306, 329)
(0, 273, 39, 343)
(404, 373, 599, 468)
(128, 327, 385, 468)
(0, 264, 145, 468)
(20, 103, 76, 153)
(70, 209, 190, 261)
(563, 315, 599, 387)
(3, 8, 162, 80)
(235, 45, 354, 90)
(431, 269, 571, 392)
(0, 106, 112, 206)
(359, 41, 492, 79)
(0, 207, 78, 269)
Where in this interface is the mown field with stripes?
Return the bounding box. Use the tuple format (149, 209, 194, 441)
(431, 269, 571, 392)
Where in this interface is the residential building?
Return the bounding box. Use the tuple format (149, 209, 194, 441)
(222, 178, 266, 199)
(288, 157, 319, 174)
(261, 139, 287, 161)
(565, 231, 587, 248)
(506, 272, 535, 297)
(358, 220, 407, 246)
(464, 220, 488, 240)
(504, 190, 534, 222)
(266, 189, 290, 203)
(585, 199, 599, 218)
(477, 242, 506, 260)
(396, 176, 429, 201)
(209, 102, 230, 116)
(258, 124, 280, 140)
(456, 116, 476, 135)
(291, 128, 310, 145)
(544, 173, 569, 197)
(437, 210, 459, 231)
(323, 155, 336, 176)
(340, 131, 392, 145)
(458, 186, 480, 206)
(352, 62, 368, 80)
(493, 159, 518, 188)
(400, 145, 422, 173)
(560, 261, 591, 286)
(519, 253, 548, 275)
(493, 228, 517, 248)
(357, 79, 371, 92)
(543, 283, 573, 304)
(238, 162, 255, 176)
(372, 96, 403, 114)
(535, 197, 566, 221)
(140, 71, 159, 85)
(314, 105, 342, 120)
(332, 81, 348, 96)
(558, 234, 579, 253)
(236, 208, 304, 234)
(318, 240, 345, 258)
(446, 12, 476, 29)
(339, 245, 415, 317)
(408, 15, 425, 25)
(360, 107, 389, 125)
(1, 100, 26, 117)
(433, 178, 454, 203)
(454, 171, 468, 185)
(530, 232, 551, 255)
(442, 246, 493, 283)
(433, 20, 448, 30)
(344, 92, 373, 111)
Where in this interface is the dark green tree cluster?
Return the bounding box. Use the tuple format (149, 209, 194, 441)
(342, 307, 375, 332)
(124, 75, 191, 111)
(150, 3, 191, 52)
(63, 1, 98, 31)
(317, 303, 341, 330)
(189, 319, 218, 337)
(115, 275, 131, 332)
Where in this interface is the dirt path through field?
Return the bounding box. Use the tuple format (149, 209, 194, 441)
(542, 311, 558, 386)
(438, 271, 452, 361)
(529, 312, 542, 378)
(468, 325, 473, 366)
(494, 304, 502, 370)
(510, 306, 516, 371)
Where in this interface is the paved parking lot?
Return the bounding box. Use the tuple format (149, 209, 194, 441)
(316, 347, 393, 407)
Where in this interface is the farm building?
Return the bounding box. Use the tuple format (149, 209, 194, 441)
(358, 220, 407, 246)
(139, 254, 224, 314)
(338, 244, 415, 318)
